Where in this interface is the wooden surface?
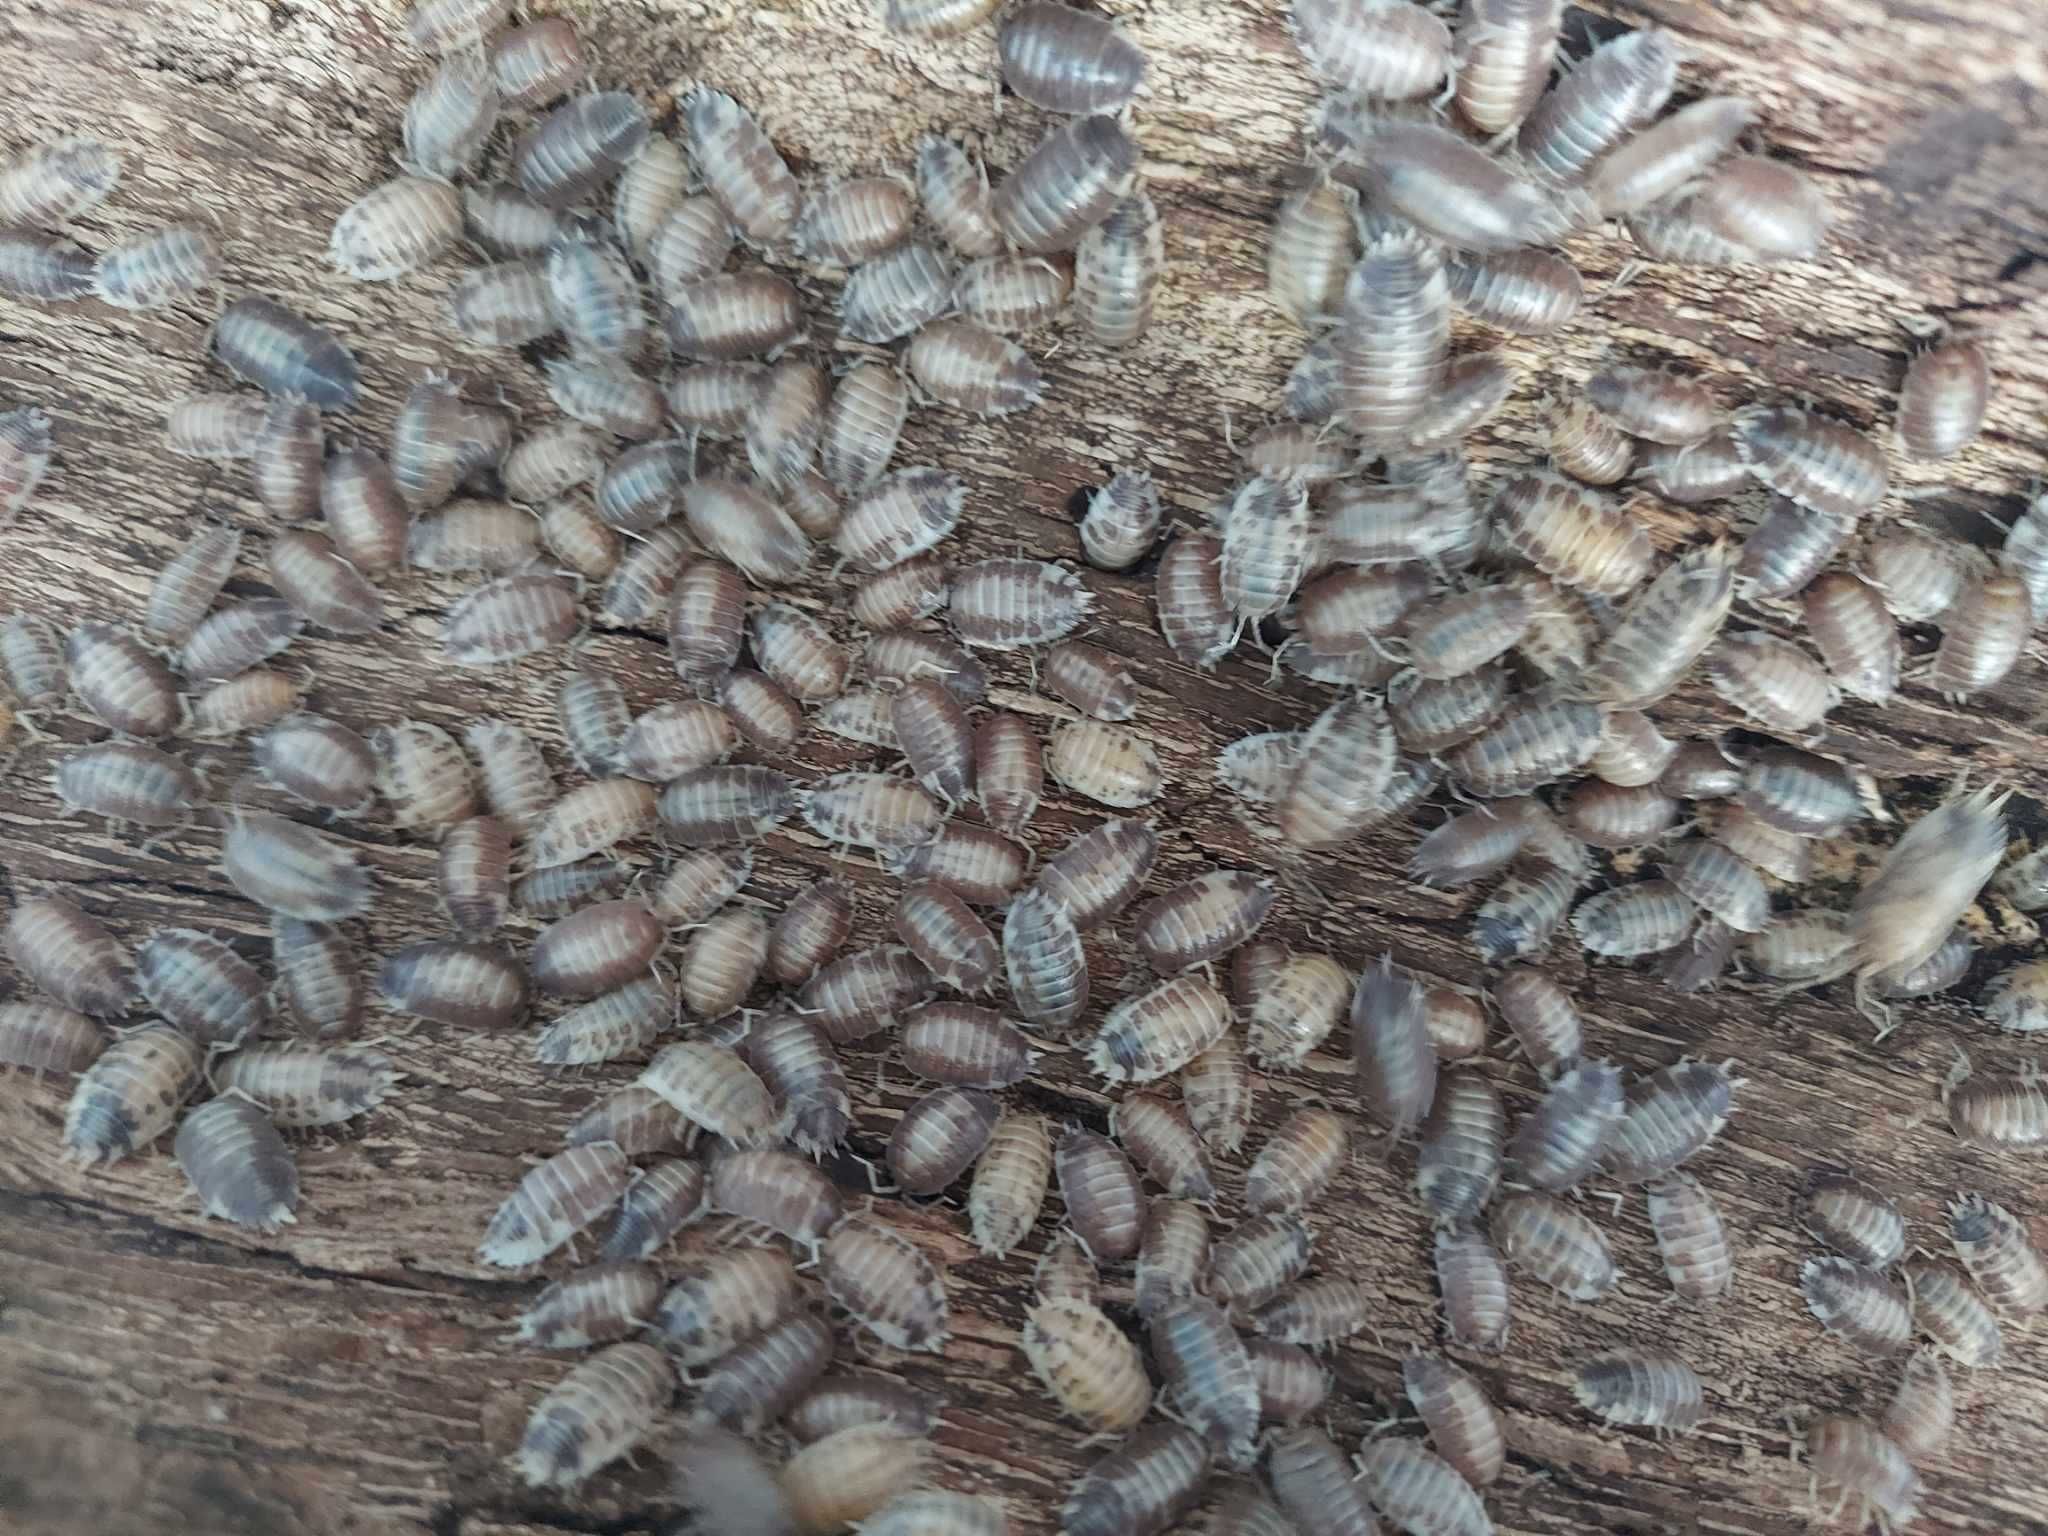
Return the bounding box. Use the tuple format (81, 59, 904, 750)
(3, 1, 2048, 1534)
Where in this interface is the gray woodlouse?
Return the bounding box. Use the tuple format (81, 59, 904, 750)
(531, 900, 665, 1001)
(1268, 1426, 1378, 1536)
(1518, 26, 1680, 181)
(1245, 952, 1348, 1068)
(1336, 230, 1450, 448)
(1806, 1416, 1922, 1527)
(318, 448, 408, 574)
(63, 1023, 201, 1164)
(683, 87, 798, 243)
(999, 2, 1145, 113)
(683, 478, 813, 586)
(403, 50, 497, 179)
(1803, 1256, 1913, 1353)
(1572, 1349, 1705, 1433)
(1731, 404, 1887, 517)
(1207, 1212, 1313, 1313)
(1604, 1059, 1736, 1183)
(1294, 0, 1449, 96)
(1278, 691, 1397, 848)
(1905, 1260, 2004, 1368)
(748, 602, 850, 704)
(894, 886, 1000, 993)
(1882, 1352, 1955, 1466)
(1586, 365, 1718, 445)
(1803, 1170, 1905, 1269)
(1403, 1354, 1506, 1488)
(1454, 0, 1561, 133)
(53, 742, 202, 827)
(1445, 686, 1603, 799)
(614, 136, 690, 261)
(785, 1375, 941, 1446)
(372, 720, 478, 831)
(1897, 333, 1989, 461)
(481, 1143, 631, 1268)
(1803, 571, 1900, 704)
(489, 19, 582, 108)
(903, 1001, 1034, 1089)
(842, 242, 957, 344)
(1244, 1108, 1348, 1216)
(1075, 191, 1164, 347)
(515, 91, 650, 209)
(1508, 1058, 1625, 1192)
(1949, 1194, 2048, 1318)
(175, 1095, 298, 1231)
(330, 174, 461, 281)
(1645, 1173, 1733, 1301)
(1136, 1197, 1212, 1317)
(1494, 471, 1652, 596)
(781, 1424, 932, 1532)
(692, 1307, 836, 1432)
(745, 360, 828, 489)
(912, 136, 1000, 260)
(1589, 95, 1757, 215)
(1249, 1275, 1374, 1346)
(666, 271, 805, 360)
(531, 779, 658, 868)
(1474, 857, 1582, 963)
(379, 939, 528, 1029)
(1268, 175, 1355, 325)
(674, 907, 769, 1019)
(7, 896, 133, 1017)
(1064, 1422, 1211, 1536)
(180, 597, 304, 687)
(1351, 954, 1439, 1140)
(794, 946, 935, 1044)
(213, 296, 361, 411)
(823, 1214, 950, 1352)
(1435, 1226, 1511, 1351)
(515, 1341, 672, 1491)
(462, 719, 553, 836)
(741, 1010, 850, 1156)
(1024, 1296, 1152, 1432)
(801, 771, 941, 852)
(64, 622, 179, 738)
(908, 319, 1045, 416)
(1661, 841, 1770, 934)
(1417, 1064, 1505, 1229)
(1091, 976, 1232, 1085)
(891, 679, 976, 805)
(889, 820, 1028, 907)
(271, 917, 364, 1040)
(1583, 542, 1737, 708)
(1929, 572, 2029, 699)
(619, 699, 737, 782)
(96, 222, 219, 310)
(1343, 117, 1568, 252)
(793, 176, 915, 268)
(269, 529, 384, 636)
(1564, 781, 1679, 850)
(1219, 474, 1315, 622)
(821, 364, 911, 493)
(212, 1043, 395, 1129)
(889, 1084, 1000, 1196)
(165, 393, 268, 461)
(0, 1000, 102, 1076)
(1491, 1191, 1616, 1299)
(434, 814, 511, 936)
(1852, 785, 2006, 1001)
(992, 114, 1138, 255)
(715, 669, 803, 756)
(1135, 872, 1275, 975)
(1046, 720, 1162, 809)
(0, 133, 118, 225)
(515, 1261, 662, 1350)
(1150, 1296, 1259, 1466)
(1055, 1126, 1146, 1262)
(136, 928, 265, 1048)
(1493, 966, 1582, 1077)
(707, 1146, 844, 1249)
(765, 881, 854, 989)
(969, 1108, 1054, 1258)
(549, 359, 666, 441)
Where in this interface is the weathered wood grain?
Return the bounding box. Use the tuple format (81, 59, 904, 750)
(2, 1, 2047, 1534)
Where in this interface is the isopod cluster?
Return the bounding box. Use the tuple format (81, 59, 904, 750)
(4, 0, 2047, 1530)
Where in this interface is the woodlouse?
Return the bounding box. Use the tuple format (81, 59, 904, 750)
(7, 896, 133, 1017)
(1572, 1349, 1705, 1433)
(1056, 1127, 1145, 1262)
(1090, 975, 1232, 1086)
(1150, 1296, 1259, 1466)
(1268, 1426, 1378, 1536)
(908, 320, 1045, 416)
(515, 90, 649, 209)
(1047, 720, 1162, 809)
(1417, 1065, 1505, 1229)
(1075, 191, 1164, 346)
(96, 222, 219, 310)
(1245, 952, 1348, 1067)
(654, 1247, 800, 1366)
(372, 721, 478, 832)
(888, 1085, 1000, 1195)
(379, 940, 528, 1029)
(1897, 332, 1990, 461)
(1929, 573, 2030, 700)
(822, 1214, 949, 1352)
(480, 1143, 631, 1268)
(514, 1261, 663, 1354)
(54, 742, 202, 827)
(784, 1375, 941, 1446)
(693, 1309, 836, 1433)
(665, 271, 805, 360)
(268, 530, 384, 636)
(1278, 691, 1398, 847)
(176, 1095, 298, 1232)
(1445, 685, 1603, 798)
(999, 2, 1145, 113)
(1135, 1197, 1211, 1318)
(1806, 1414, 1921, 1527)
(63, 1023, 201, 1164)
(1588, 95, 1757, 216)
(136, 928, 266, 1048)
(1604, 1059, 1736, 1183)
(213, 296, 360, 411)
(1905, 1260, 2004, 1368)
(1250, 1275, 1374, 1346)
(969, 1109, 1054, 1257)
(0, 1000, 102, 1076)
(1454, 0, 1561, 134)
(330, 174, 461, 281)
(1022, 1294, 1152, 1433)
(890, 820, 1028, 906)
(515, 1342, 672, 1490)
(1336, 231, 1450, 449)
(1583, 542, 1737, 707)
(213, 1043, 396, 1129)
(531, 900, 665, 1002)
(1244, 1108, 1348, 1216)
(1490, 1191, 1616, 1299)
(1852, 785, 2007, 1001)
(992, 114, 1137, 255)
(1950, 1194, 2048, 1318)
(1508, 1059, 1625, 1192)
(781, 1424, 932, 1532)
(1494, 471, 1652, 596)
(1882, 1352, 1956, 1465)
(1646, 1173, 1733, 1302)
(1803, 1256, 1913, 1353)
(1435, 1226, 1511, 1351)
(1351, 954, 1438, 1140)
(1803, 1171, 1905, 1269)
(1518, 25, 1679, 181)
(64, 622, 178, 738)
(1063, 1423, 1211, 1536)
